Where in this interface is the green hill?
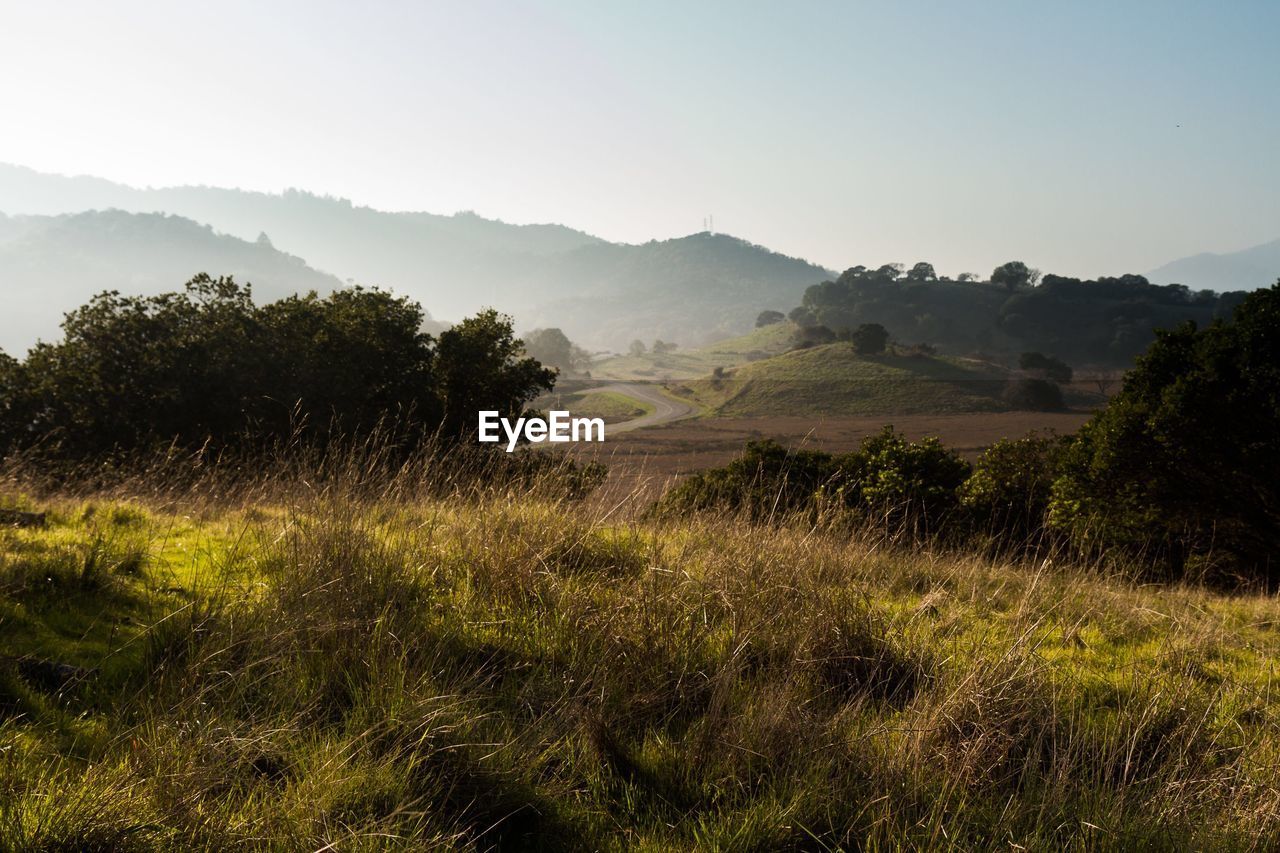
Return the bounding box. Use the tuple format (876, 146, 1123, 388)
(686, 343, 1012, 416)
(592, 322, 794, 380)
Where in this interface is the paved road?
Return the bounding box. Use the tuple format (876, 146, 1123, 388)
(581, 382, 697, 433)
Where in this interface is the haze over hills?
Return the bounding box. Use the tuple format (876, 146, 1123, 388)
(1148, 238, 1280, 292)
(0, 164, 832, 351)
(0, 210, 345, 354)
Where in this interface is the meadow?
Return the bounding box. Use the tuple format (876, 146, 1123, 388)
(2, 454, 1279, 851)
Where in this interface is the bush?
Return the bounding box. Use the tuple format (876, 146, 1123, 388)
(847, 427, 971, 531)
(755, 310, 785, 327)
(961, 434, 1066, 546)
(652, 439, 839, 521)
(1049, 282, 1280, 584)
(1019, 352, 1073, 383)
(791, 325, 837, 349)
(851, 323, 890, 355)
(654, 428, 970, 536)
(1002, 378, 1064, 411)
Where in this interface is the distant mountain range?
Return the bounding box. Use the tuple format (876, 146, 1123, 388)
(0, 210, 345, 354)
(0, 164, 832, 355)
(1147, 238, 1280, 292)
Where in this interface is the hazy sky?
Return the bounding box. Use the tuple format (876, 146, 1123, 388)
(1, 0, 1277, 277)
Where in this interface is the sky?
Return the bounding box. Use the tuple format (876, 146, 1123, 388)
(0, 0, 1277, 277)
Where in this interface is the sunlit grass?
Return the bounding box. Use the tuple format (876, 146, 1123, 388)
(2, 472, 1279, 849)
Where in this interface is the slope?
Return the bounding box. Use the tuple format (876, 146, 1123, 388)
(0, 210, 344, 354)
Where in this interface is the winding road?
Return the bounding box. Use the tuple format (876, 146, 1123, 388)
(581, 382, 697, 433)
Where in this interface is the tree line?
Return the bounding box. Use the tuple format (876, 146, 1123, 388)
(0, 275, 555, 459)
(772, 261, 1248, 366)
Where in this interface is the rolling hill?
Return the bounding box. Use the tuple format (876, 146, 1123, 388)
(0, 210, 345, 354)
(683, 343, 1014, 416)
(0, 164, 832, 350)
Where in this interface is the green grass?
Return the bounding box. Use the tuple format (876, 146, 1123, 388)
(681, 342, 1012, 416)
(537, 390, 654, 423)
(3, 476, 1280, 849)
(592, 323, 794, 380)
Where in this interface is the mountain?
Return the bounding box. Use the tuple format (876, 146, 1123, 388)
(514, 233, 831, 348)
(1148, 238, 1280, 291)
(0, 210, 345, 354)
(0, 164, 832, 350)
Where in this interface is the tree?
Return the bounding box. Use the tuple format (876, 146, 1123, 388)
(652, 339, 677, 354)
(755, 310, 785, 327)
(1002, 378, 1064, 411)
(851, 323, 889, 355)
(522, 327, 588, 374)
(1019, 351, 1073, 383)
(788, 306, 818, 328)
(1049, 283, 1280, 583)
(992, 261, 1039, 292)
(905, 262, 937, 283)
(434, 309, 556, 439)
(956, 272, 980, 282)
(628, 339, 647, 357)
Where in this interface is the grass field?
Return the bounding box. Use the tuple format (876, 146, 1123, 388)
(678, 344, 1013, 416)
(594, 330, 1104, 418)
(3, 465, 1280, 850)
(536, 389, 654, 424)
(592, 323, 794, 381)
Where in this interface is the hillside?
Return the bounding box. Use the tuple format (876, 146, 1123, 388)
(592, 319, 794, 380)
(685, 343, 1013, 416)
(0, 210, 345, 354)
(0, 165, 831, 350)
(1149, 236, 1280, 291)
(3, 480, 1279, 849)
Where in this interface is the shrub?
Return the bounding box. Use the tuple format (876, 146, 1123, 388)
(1018, 351, 1073, 382)
(961, 434, 1066, 546)
(1002, 378, 1064, 411)
(655, 428, 970, 536)
(848, 427, 971, 531)
(791, 325, 837, 349)
(653, 439, 839, 521)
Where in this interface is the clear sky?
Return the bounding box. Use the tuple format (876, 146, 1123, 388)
(1, 0, 1276, 277)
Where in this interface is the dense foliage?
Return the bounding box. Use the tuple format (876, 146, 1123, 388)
(0, 275, 555, 458)
(789, 263, 1247, 365)
(655, 428, 971, 534)
(1049, 282, 1280, 583)
(961, 434, 1067, 546)
(850, 322, 889, 355)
